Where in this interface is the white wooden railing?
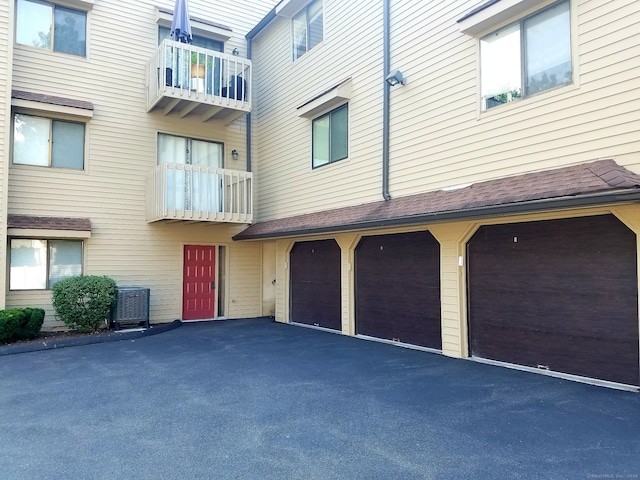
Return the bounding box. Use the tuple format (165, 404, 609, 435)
(146, 164, 253, 224)
(147, 39, 252, 112)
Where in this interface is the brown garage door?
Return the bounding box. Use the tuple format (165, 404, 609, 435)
(468, 214, 639, 386)
(355, 231, 441, 349)
(290, 239, 342, 331)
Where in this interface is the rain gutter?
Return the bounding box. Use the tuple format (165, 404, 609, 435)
(233, 189, 640, 240)
(382, 0, 392, 200)
(244, 7, 278, 173)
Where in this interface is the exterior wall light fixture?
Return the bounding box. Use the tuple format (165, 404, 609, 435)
(231, 149, 239, 160)
(385, 69, 405, 86)
(232, 48, 240, 56)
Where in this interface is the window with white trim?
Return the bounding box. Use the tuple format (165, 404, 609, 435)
(13, 113, 85, 170)
(158, 133, 224, 212)
(480, 0, 571, 110)
(312, 104, 348, 168)
(16, 0, 87, 57)
(157, 133, 223, 168)
(293, 0, 323, 60)
(10, 239, 83, 290)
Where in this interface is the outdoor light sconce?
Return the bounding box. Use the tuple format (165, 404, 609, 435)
(385, 69, 405, 86)
(231, 149, 239, 160)
(232, 48, 240, 56)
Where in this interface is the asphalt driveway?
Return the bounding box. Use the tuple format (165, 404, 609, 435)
(1, 319, 639, 479)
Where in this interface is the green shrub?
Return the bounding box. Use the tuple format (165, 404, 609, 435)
(0, 308, 45, 344)
(51, 276, 117, 333)
(19, 308, 45, 339)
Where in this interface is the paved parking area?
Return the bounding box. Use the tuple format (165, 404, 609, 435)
(1, 318, 639, 479)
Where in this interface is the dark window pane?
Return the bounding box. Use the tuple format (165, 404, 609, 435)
(330, 105, 348, 162)
(52, 120, 85, 169)
(524, 1, 571, 96)
(48, 240, 82, 288)
(292, 11, 307, 60)
(54, 6, 86, 56)
(308, 0, 323, 50)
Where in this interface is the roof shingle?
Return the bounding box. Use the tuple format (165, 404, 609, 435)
(7, 215, 91, 232)
(234, 160, 640, 240)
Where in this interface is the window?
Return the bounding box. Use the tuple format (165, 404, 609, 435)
(293, 0, 323, 60)
(158, 26, 224, 52)
(158, 133, 223, 168)
(13, 113, 85, 169)
(480, 1, 571, 110)
(16, 0, 87, 57)
(10, 239, 83, 290)
(158, 133, 224, 212)
(312, 104, 348, 168)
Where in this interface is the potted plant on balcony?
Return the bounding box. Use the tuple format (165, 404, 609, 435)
(191, 52, 207, 92)
(191, 52, 206, 78)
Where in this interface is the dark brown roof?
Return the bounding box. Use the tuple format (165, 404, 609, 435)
(7, 215, 91, 232)
(234, 160, 640, 240)
(12, 90, 94, 111)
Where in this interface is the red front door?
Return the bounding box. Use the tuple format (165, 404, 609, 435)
(182, 245, 216, 320)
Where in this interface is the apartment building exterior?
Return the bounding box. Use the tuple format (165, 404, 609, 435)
(1, 0, 639, 389)
(0, 0, 278, 327)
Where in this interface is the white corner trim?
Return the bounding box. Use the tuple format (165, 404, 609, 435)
(11, 99, 93, 119)
(458, 0, 548, 36)
(297, 78, 352, 118)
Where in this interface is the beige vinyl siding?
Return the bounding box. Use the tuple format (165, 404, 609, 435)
(0, 1, 13, 309)
(6, 0, 276, 328)
(252, 1, 385, 221)
(252, 0, 640, 221)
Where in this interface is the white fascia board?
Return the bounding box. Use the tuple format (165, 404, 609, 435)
(458, 0, 547, 36)
(11, 99, 94, 119)
(276, 0, 308, 18)
(7, 229, 91, 239)
(297, 79, 352, 118)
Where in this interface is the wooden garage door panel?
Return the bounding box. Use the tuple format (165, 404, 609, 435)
(468, 214, 639, 386)
(472, 324, 639, 385)
(356, 231, 441, 349)
(290, 240, 342, 331)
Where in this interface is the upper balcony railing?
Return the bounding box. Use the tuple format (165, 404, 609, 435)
(146, 39, 251, 123)
(146, 163, 253, 224)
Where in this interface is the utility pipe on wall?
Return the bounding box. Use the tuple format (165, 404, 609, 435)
(382, 0, 392, 201)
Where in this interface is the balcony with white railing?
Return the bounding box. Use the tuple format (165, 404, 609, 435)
(146, 164, 253, 224)
(146, 39, 251, 123)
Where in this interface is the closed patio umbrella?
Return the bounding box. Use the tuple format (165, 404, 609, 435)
(168, 0, 192, 88)
(171, 0, 192, 44)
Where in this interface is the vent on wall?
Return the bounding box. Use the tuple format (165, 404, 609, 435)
(111, 287, 150, 330)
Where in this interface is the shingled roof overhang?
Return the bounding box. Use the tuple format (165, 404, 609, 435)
(233, 160, 640, 241)
(7, 215, 92, 238)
